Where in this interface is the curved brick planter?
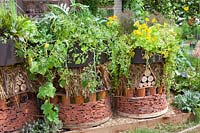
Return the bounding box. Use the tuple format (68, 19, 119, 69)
(59, 97, 112, 129)
(115, 94, 168, 118)
(0, 93, 39, 132)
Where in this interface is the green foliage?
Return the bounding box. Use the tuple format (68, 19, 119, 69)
(143, 0, 200, 21)
(180, 22, 195, 40)
(41, 102, 59, 123)
(78, 0, 98, 15)
(0, 0, 17, 38)
(0, 0, 37, 57)
(123, 0, 146, 19)
(21, 119, 63, 133)
(99, 0, 114, 7)
(174, 45, 200, 93)
(143, 0, 173, 19)
(194, 108, 200, 123)
(81, 65, 102, 93)
(174, 90, 200, 113)
(107, 16, 181, 90)
(17, 1, 114, 124)
(37, 82, 56, 99)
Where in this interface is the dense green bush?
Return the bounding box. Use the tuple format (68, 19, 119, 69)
(174, 45, 200, 93)
(174, 90, 200, 113)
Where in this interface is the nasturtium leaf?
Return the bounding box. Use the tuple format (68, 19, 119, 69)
(37, 82, 56, 99)
(30, 61, 39, 73)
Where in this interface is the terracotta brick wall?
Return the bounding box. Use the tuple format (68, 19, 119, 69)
(0, 94, 39, 132)
(59, 97, 112, 128)
(116, 94, 167, 115)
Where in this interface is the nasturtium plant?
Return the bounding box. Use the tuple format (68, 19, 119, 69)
(107, 15, 181, 90)
(18, 1, 115, 124)
(41, 101, 60, 123)
(37, 82, 56, 99)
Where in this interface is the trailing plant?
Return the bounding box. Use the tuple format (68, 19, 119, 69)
(18, 1, 114, 124)
(107, 16, 181, 90)
(174, 90, 200, 113)
(21, 119, 63, 133)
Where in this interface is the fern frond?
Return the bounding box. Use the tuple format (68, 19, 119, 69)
(48, 3, 70, 16)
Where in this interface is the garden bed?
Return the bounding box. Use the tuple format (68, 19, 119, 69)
(51, 91, 112, 129)
(59, 96, 112, 129)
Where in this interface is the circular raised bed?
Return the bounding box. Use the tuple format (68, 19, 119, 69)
(0, 93, 39, 132)
(51, 91, 112, 129)
(115, 94, 168, 118)
(115, 63, 168, 118)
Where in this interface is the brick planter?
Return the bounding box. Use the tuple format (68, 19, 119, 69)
(0, 93, 39, 132)
(56, 92, 112, 129)
(115, 94, 168, 118)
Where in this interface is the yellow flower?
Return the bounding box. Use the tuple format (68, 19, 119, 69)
(106, 21, 110, 26)
(145, 18, 149, 22)
(146, 34, 151, 40)
(134, 21, 140, 27)
(145, 28, 152, 33)
(108, 15, 118, 21)
(113, 15, 118, 20)
(183, 6, 189, 12)
(140, 23, 148, 29)
(133, 30, 142, 36)
(44, 43, 49, 49)
(152, 18, 157, 23)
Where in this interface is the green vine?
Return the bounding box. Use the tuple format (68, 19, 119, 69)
(16, 1, 114, 124)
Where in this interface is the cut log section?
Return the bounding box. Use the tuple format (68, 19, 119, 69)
(147, 82, 152, 86)
(21, 84, 27, 92)
(152, 81, 156, 86)
(148, 76, 154, 82)
(139, 83, 143, 88)
(141, 76, 147, 82)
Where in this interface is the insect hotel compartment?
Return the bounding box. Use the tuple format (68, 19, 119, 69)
(0, 65, 39, 132)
